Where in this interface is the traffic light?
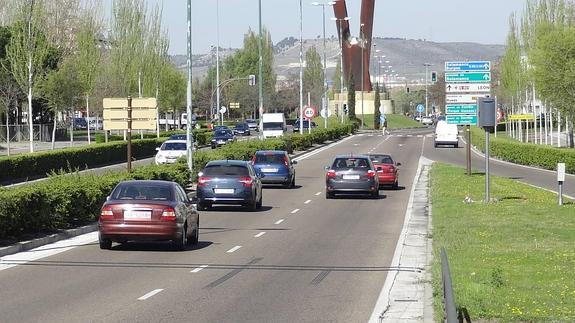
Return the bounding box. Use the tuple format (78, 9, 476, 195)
(343, 104, 348, 114)
(406, 87, 410, 93)
(431, 71, 437, 83)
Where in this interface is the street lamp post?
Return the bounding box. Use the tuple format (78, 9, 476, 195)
(360, 23, 364, 129)
(258, 0, 263, 134)
(216, 0, 221, 126)
(299, 0, 303, 134)
(312, 1, 335, 129)
(331, 16, 349, 123)
(424, 63, 431, 117)
(186, 0, 193, 172)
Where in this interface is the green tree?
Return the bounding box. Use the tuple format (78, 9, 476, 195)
(332, 59, 342, 94)
(158, 64, 186, 128)
(500, 14, 524, 104)
(303, 46, 324, 109)
(374, 84, 381, 129)
(347, 71, 356, 120)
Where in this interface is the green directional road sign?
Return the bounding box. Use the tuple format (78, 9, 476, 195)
(446, 104, 477, 114)
(445, 72, 491, 83)
(446, 114, 477, 125)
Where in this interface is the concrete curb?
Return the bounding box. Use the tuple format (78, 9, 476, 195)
(1, 133, 356, 258)
(0, 224, 97, 258)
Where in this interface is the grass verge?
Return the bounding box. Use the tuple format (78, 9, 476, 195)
(431, 162, 575, 321)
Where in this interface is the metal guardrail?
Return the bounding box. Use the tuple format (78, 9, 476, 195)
(440, 247, 458, 322)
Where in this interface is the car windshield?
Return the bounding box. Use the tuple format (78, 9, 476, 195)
(112, 184, 173, 201)
(203, 164, 249, 176)
(263, 122, 284, 130)
(215, 130, 232, 136)
(254, 153, 286, 164)
(245, 119, 256, 124)
(169, 134, 186, 140)
(160, 142, 187, 151)
(235, 124, 247, 129)
(332, 157, 371, 170)
(369, 155, 394, 164)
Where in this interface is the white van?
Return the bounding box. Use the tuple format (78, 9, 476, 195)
(434, 121, 459, 148)
(262, 113, 286, 138)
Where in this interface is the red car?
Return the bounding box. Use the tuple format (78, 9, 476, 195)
(368, 154, 401, 189)
(98, 180, 199, 250)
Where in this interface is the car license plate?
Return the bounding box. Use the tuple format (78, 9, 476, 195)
(262, 168, 278, 173)
(124, 210, 151, 220)
(343, 174, 360, 180)
(214, 188, 234, 194)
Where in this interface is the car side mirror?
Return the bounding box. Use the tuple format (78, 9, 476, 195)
(189, 196, 199, 205)
(155, 147, 160, 151)
(106, 196, 110, 201)
(292, 160, 298, 165)
(396, 162, 402, 166)
(324, 166, 330, 171)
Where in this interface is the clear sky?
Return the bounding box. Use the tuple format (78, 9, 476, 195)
(105, 0, 526, 55)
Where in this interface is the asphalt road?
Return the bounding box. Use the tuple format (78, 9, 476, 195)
(0, 131, 424, 322)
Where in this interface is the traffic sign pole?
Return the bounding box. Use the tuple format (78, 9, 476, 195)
(127, 96, 132, 173)
(467, 125, 471, 176)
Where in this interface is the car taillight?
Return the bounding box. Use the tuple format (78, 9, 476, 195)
(161, 207, 177, 221)
(100, 206, 114, 220)
(367, 170, 376, 178)
(283, 156, 289, 167)
(239, 176, 253, 187)
(326, 170, 336, 179)
(198, 176, 211, 187)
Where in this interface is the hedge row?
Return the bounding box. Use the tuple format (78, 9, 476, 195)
(0, 162, 191, 240)
(94, 129, 213, 145)
(0, 138, 166, 183)
(471, 126, 575, 173)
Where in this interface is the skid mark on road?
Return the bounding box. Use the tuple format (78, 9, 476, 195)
(310, 270, 331, 285)
(203, 258, 263, 289)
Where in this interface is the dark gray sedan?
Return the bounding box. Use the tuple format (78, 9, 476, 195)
(196, 160, 263, 211)
(325, 155, 380, 199)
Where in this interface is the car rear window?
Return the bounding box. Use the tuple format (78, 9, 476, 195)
(332, 158, 371, 170)
(112, 184, 173, 201)
(215, 130, 232, 136)
(161, 142, 187, 151)
(369, 155, 393, 164)
(203, 164, 250, 176)
(254, 153, 285, 164)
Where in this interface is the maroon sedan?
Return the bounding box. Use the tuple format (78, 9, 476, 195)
(98, 180, 199, 250)
(368, 154, 401, 189)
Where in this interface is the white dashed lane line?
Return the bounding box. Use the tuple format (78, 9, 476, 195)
(291, 209, 300, 214)
(315, 192, 322, 196)
(274, 219, 285, 225)
(254, 232, 266, 238)
(304, 200, 311, 204)
(190, 265, 209, 273)
(138, 289, 163, 300)
(226, 246, 242, 253)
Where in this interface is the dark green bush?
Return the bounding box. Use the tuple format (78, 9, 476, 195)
(471, 127, 575, 173)
(0, 162, 190, 240)
(0, 138, 166, 183)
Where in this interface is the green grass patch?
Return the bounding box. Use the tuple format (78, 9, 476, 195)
(431, 162, 575, 321)
(386, 114, 424, 129)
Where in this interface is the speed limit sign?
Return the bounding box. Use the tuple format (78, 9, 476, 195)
(303, 105, 316, 120)
(496, 108, 504, 122)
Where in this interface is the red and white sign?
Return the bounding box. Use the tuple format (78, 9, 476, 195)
(303, 106, 316, 120)
(497, 108, 505, 122)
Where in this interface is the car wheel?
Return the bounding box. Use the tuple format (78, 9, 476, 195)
(393, 181, 399, 190)
(454, 143, 459, 148)
(190, 221, 199, 245)
(290, 177, 296, 188)
(434, 143, 438, 148)
(198, 202, 207, 211)
(371, 189, 379, 199)
(256, 193, 263, 209)
(246, 196, 258, 211)
(174, 225, 187, 250)
(99, 235, 112, 250)
(325, 191, 333, 199)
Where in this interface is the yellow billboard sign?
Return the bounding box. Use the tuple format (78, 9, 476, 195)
(103, 98, 157, 130)
(509, 114, 534, 120)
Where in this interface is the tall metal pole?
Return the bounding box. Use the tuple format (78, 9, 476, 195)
(127, 96, 132, 173)
(258, 0, 264, 134)
(322, 4, 327, 129)
(216, 0, 222, 126)
(424, 63, 429, 116)
(27, 0, 34, 153)
(339, 20, 344, 123)
(360, 25, 364, 129)
(186, 0, 193, 172)
(485, 128, 490, 203)
(299, 0, 304, 134)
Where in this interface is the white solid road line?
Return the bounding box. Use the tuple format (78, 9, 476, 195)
(315, 191, 322, 196)
(190, 265, 209, 273)
(138, 289, 164, 300)
(226, 246, 242, 253)
(291, 209, 300, 214)
(274, 219, 285, 225)
(254, 232, 266, 238)
(304, 200, 311, 204)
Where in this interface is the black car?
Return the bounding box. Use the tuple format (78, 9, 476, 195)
(233, 123, 251, 136)
(211, 129, 235, 149)
(293, 119, 317, 132)
(196, 160, 263, 211)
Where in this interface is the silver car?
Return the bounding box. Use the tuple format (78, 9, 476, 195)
(325, 155, 380, 199)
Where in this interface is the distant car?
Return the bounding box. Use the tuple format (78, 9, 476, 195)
(245, 119, 259, 132)
(196, 160, 263, 211)
(434, 121, 459, 148)
(233, 123, 251, 136)
(169, 134, 187, 140)
(325, 155, 380, 199)
(368, 154, 401, 189)
(155, 140, 187, 165)
(211, 129, 235, 149)
(421, 116, 434, 125)
(73, 117, 88, 130)
(98, 180, 199, 250)
(251, 150, 297, 188)
(293, 119, 317, 132)
(213, 125, 230, 132)
(436, 115, 446, 122)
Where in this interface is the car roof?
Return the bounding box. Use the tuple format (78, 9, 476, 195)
(117, 180, 176, 187)
(255, 150, 287, 155)
(368, 153, 392, 158)
(163, 140, 187, 143)
(206, 160, 249, 167)
(334, 154, 370, 159)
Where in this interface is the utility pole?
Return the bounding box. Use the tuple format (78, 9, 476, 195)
(258, 0, 264, 134)
(299, 0, 304, 134)
(216, 0, 221, 126)
(186, 0, 193, 172)
(424, 63, 431, 116)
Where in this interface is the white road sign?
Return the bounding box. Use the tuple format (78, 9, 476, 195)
(303, 106, 316, 119)
(445, 83, 491, 93)
(445, 94, 489, 104)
